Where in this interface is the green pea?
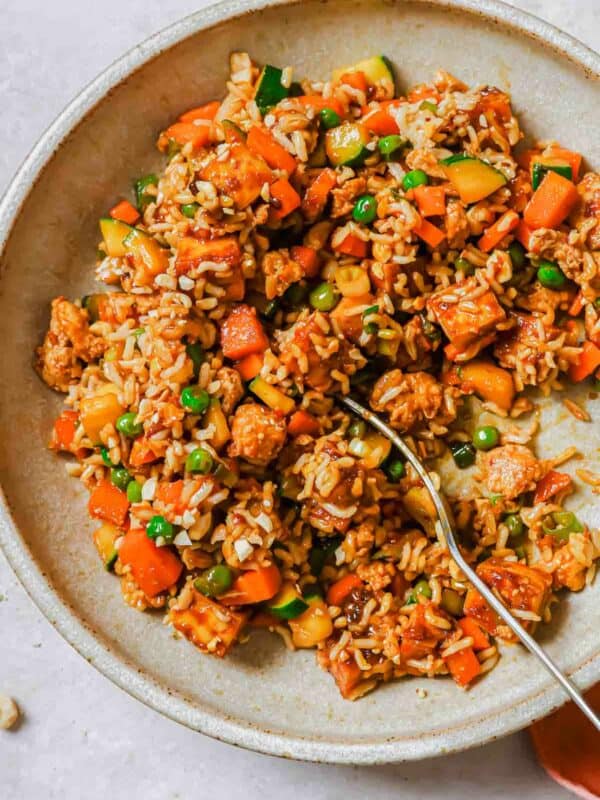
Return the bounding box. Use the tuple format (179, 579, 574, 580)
(116, 412, 143, 438)
(309, 282, 339, 312)
(504, 513, 524, 538)
(454, 256, 475, 275)
(126, 480, 143, 503)
(402, 169, 428, 191)
(537, 260, 566, 289)
(100, 446, 114, 466)
(352, 194, 377, 224)
(384, 459, 405, 482)
(472, 425, 500, 451)
(146, 515, 174, 543)
(283, 282, 309, 307)
(378, 135, 405, 160)
(181, 203, 199, 219)
(449, 441, 476, 469)
(319, 107, 341, 130)
(194, 564, 233, 597)
(419, 100, 438, 114)
(180, 385, 210, 415)
(110, 467, 130, 491)
(185, 342, 204, 378)
(441, 588, 464, 616)
(347, 419, 366, 439)
(508, 240, 526, 270)
(413, 578, 432, 599)
(186, 447, 213, 474)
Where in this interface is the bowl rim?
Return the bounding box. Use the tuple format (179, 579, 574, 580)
(1, 0, 599, 765)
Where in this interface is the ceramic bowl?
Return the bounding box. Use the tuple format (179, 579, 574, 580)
(1, 0, 599, 764)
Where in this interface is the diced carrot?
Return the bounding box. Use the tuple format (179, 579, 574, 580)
(119, 529, 182, 597)
(290, 245, 320, 278)
(459, 359, 515, 410)
(464, 587, 499, 635)
(568, 291, 584, 317)
(51, 410, 79, 451)
(333, 232, 369, 258)
(445, 646, 481, 687)
(546, 146, 582, 182)
(109, 199, 140, 225)
(361, 100, 400, 135)
(478, 210, 520, 253)
(88, 480, 129, 527)
(270, 178, 301, 219)
(524, 170, 579, 230)
(407, 85, 440, 103)
(129, 438, 161, 468)
(326, 573, 363, 606)
(515, 218, 536, 251)
(329, 657, 362, 699)
(413, 218, 446, 248)
(534, 470, 573, 505)
(301, 168, 337, 220)
(339, 70, 368, 93)
(296, 95, 345, 117)
(287, 410, 320, 437)
(159, 121, 212, 150)
(569, 340, 600, 382)
(221, 564, 282, 605)
(247, 126, 297, 174)
(220, 304, 269, 360)
(413, 185, 446, 218)
(529, 682, 600, 799)
(235, 353, 264, 381)
(178, 100, 220, 123)
(458, 617, 490, 651)
(156, 480, 186, 515)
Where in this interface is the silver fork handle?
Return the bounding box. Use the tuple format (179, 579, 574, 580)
(342, 395, 600, 731)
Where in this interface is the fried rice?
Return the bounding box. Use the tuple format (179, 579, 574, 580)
(36, 53, 600, 700)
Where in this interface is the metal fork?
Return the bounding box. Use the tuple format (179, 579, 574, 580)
(341, 394, 600, 731)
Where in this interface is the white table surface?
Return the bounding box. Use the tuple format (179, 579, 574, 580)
(1, 1, 598, 797)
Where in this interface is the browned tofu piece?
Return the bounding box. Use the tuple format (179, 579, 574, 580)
(170, 590, 247, 657)
(475, 557, 552, 628)
(200, 144, 272, 209)
(426, 279, 506, 350)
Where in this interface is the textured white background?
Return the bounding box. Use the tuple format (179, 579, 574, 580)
(1, 1, 598, 798)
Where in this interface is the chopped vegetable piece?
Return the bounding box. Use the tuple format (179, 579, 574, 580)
(569, 340, 600, 382)
(88, 480, 129, 527)
(338, 70, 368, 93)
(531, 159, 572, 191)
(301, 168, 337, 220)
(309, 281, 340, 311)
(268, 582, 310, 619)
(110, 466, 131, 491)
(504, 514, 524, 538)
(537, 260, 566, 289)
(333, 55, 394, 87)
(384, 458, 405, 482)
(129, 438, 161, 468)
(290, 244, 320, 278)
(178, 100, 220, 123)
(352, 194, 377, 224)
(289, 597, 333, 648)
(327, 573, 363, 606)
(204, 399, 230, 451)
(99, 217, 134, 258)
(296, 95, 344, 117)
(221, 564, 282, 605)
(454, 256, 475, 275)
(402, 169, 428, 191)
(325, 122, 369, 167)
(255, 65, 288, 114)
(545, 146, 582, 181)
(134, 174, 158, 212)
(119, 529, 182, 597)
(524, 170, 579, 230)
(93, 523, 119, 570)
(146, 515, 174, 543)
(440, 154, 507, 204)
(126, 480, 142, 504)
(185, 447, 213, 474)
(445, 646, 481, 687)
(247, 125, 297, 173)
(194, 564, 233, 597)
(477, 210, 520, 252)
(378, 133, 405, 158)
(159, 121, 212, 150)
(508, 240, 526, 269)
(249, 376, 295, 414)
(235, 353, 264, 381)
(472, 425, 499, 451)
(333, 232, 369, 258)
(542, 511, 584, 541)
(287, 410, 320, 437)
(221, 304, 269, 360)
(270, 178, 301, 219)
(413, 218, 446, 248)
(180, 202, 199, 218)
(116, 411, 143, 438)
(534, 470, 573, 504)
(449, 441, 476, 469)
(441, 588, 464, 617)
(362, 102, 400, 136)
(413, 185, 446, 217)
(51, 410, 79, 452)
(348, 430, 392, 468)
(180, 385, 210, 415)
(109, 199, 140, 225)
(458, 617, 490, 651)
(319, 108, 341, 129)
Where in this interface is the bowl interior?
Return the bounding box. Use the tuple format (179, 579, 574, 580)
(1, 0, 599, 763)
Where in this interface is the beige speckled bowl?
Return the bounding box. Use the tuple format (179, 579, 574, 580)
(1, 0, 599, 764)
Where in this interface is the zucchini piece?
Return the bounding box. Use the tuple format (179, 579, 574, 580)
(93, 523, 120, 571)
(333, 55, 394, 87)
(268, 582, 309, 620)
(99, 218, 134, 258)
(249, 376, 295, 414)
(531, 158, 572, 191)
(203, 398, 230, 451)
(122, 227, 169, 279)
(255, 65, 289, 115)
(134, 174, 158, 212)
(289, 598, 333, 647)
(440, 154, 507, 204)
(325, 122, 370, 167)
(303, 584, 323, 602)
(82, 293, 106, 322)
